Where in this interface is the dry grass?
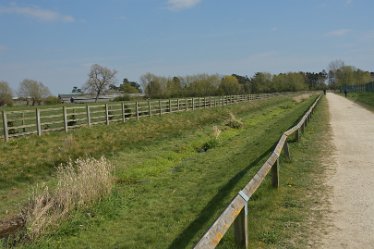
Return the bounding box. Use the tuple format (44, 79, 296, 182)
(225, 112, 243, 129)
(292, 93, 312, 103)
(212, 125, 221, 140)
(23, 157, 113, 240)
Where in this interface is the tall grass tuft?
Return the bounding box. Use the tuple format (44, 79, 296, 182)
(23, 157, 113, 240)
(225, 112, 243, 129)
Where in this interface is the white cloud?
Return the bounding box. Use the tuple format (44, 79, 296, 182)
(167, 0, 202, 10)
(345, 0, 353, 5)
(327, 29, 351, 37)
(0, 6, 75, 22)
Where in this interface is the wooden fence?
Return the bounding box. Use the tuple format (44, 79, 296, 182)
(0, 93, 283, 142)
(193, 94, 322, 249)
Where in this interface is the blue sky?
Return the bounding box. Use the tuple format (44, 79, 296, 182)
(0, 0, 373, 94)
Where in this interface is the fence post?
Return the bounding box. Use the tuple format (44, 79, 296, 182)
(105, 104, 109, 125)
(284, 142, 291, 161)
(136, 101, 139, 120)
(36, 108, 42, 136)
(271, 159, 280, 188)
(192, 98, 195, 111)
(2, 111, 9, 141)
(177, 99, 180, 111)
(204, 97, 207, 109)
(234, 192, 249, 248)
(86, 104, 91, 126)
(169, 99, 172, 113)
(63, 106, 68, 132)
(296, 128, 301, 141)
(186, 98, 188, 111)
(22, 112, 25, 132)
(148, 101, 152, 117)
(159, 100, 162, 116)
(122, 102, 126, 122)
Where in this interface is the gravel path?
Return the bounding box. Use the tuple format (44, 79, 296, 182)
(322, 93, 374, 248)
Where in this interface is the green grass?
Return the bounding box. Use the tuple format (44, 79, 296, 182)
(0, 95, 319, 248)
(217, 96, 331, 248)
(346, 92, 374, 111)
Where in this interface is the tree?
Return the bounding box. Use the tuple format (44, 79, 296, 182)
(218, 75, 241, 95)
(84, 64, 117, 102)
(120, 78, 142, 93)
(72, 86, 82, 93)
(0, 81, 13, 106)
(166, 77, 183, 97)
(18, 79, 51, 106)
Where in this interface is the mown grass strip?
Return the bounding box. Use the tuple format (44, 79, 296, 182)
(9, 96, 318, 249)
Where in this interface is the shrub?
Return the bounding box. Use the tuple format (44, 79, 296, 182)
(43, 96, 61, 105)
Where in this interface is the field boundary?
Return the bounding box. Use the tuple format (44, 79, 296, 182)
(1, 93, 288, 141)
(193, 94, 322, 249)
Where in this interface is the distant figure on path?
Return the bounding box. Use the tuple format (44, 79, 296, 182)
(323, 89, 326, 95)
(70, 97, 75, 103)
(344, 88, 348, 97)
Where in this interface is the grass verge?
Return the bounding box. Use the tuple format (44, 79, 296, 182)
(346, 92, 374, 112)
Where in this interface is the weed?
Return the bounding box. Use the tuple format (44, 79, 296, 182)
(22, 157, 113, 241)
(225, 112, 243, 129)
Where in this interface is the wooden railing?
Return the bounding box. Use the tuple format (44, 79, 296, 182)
(193, 95, 322, 249)
(0, 93, 284, 141)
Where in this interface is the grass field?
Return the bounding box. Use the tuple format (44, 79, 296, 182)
(346, 92, 374, 111)
(0, 94, 326, 248)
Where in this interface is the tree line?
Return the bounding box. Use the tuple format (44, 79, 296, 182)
(1, 61, 373, 106)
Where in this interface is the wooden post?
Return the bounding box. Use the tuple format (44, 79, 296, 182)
(159, 100, 162, 116)
(86, 104, 91, 126)
(284, 142, 291, 161)
(22, 112, 26, 133)
(192, 98, 195, 111)
(105, 104, 109, 125)
(177, 99, 180, 111)
(148, 101, 152, 117)
(136, 101, 139, 120)
(122, 102, 126, 122)
(185, 98, 188, 111)
(204, 97, 207, 109)
(296, 128, 301, 141)
(2, 111, 9, 141)
(36, 108, 42, 136)
(271, 159, 280, 188)
(234, 208, 248, 249)
(234, 192, 249, 249)
(63, 106, 68, 132)
(169, 99, 172, 113)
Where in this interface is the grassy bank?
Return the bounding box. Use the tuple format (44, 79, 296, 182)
(346, 92, 374, 111)
(1, 95, 317, 248)
(218, 96, 331, 248)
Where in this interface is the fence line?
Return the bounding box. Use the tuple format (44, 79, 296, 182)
(341, 81, 374, 92)
(193, 94, 322, 249)
(1, 93, 286, 141)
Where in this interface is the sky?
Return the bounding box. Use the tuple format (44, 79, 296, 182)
(0, 0, 373, 95)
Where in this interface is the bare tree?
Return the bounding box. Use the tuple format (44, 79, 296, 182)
(84, 64, 117, 102)
(18, 79, 51, 105)
(0, 80, 13, 106)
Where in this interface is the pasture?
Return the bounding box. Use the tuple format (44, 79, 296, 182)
(0, 94, 328, 248)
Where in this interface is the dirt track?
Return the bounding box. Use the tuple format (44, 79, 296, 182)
(322, 93, 374, 248)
